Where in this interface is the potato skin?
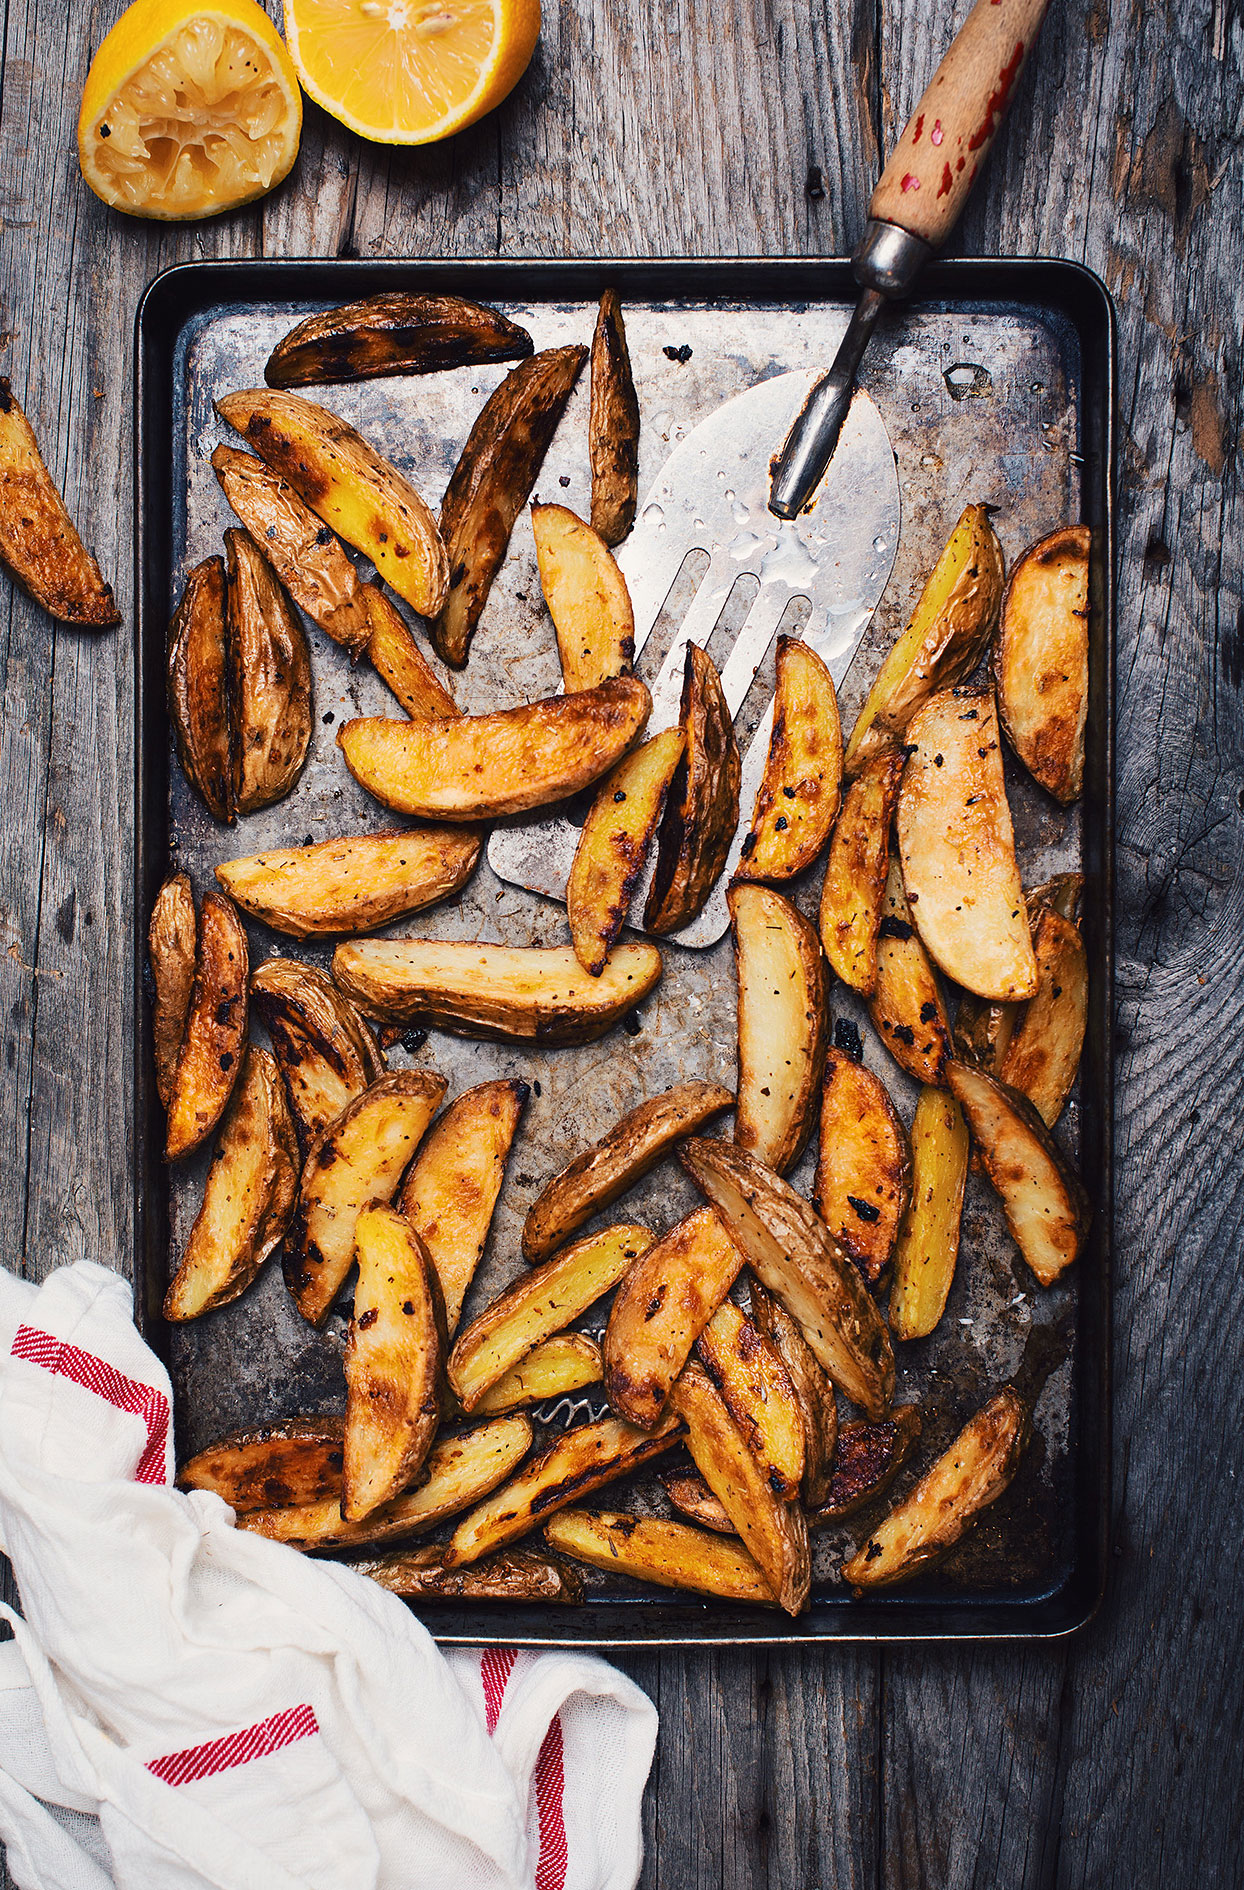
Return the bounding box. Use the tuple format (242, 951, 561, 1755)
(178, 1417, 346, 1512)
(567, 727, 685, 976)
(534, 501, 635, 693)
(994, 524, 1091, 804)
(735, 637, 843, 882)
(695, 1300, 805, 1501)
(645, 643, 741, 934)
(148, 873, 197, 1109)
(749, 1281, 839, 1509)
(813, 1048, 911, 1283)
(603, 1205, 744, 1428)
(362, 585, 459, 719)
(546, 1509, 775, 1606)
(217, 828, 480, 940)
(868, 854, 953, 1088)
(264, 292, 533, 389)
(997, 904, 1088, 1126)
(945, 1064, 1091, 1289)
(808, 1405, 923, 1526)
(356, 1546, 582, 1604)
(730, 883, 827, 1176)
(0, 376, 119, 626)
(168, 554, 232, 824)
(224, 528, 312, 815)
(818, 748, 905, 995)
(164, 892, 248, 1160)
(589, 291, 640, 547)
(343, 1206, 445, 1520)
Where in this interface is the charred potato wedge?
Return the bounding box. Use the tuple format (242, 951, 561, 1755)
(995, 524, 1091, 803)
(813, 1048, 911, 1283)
(749, 1280, 839, 1509)
(889, 1086, 970, 1341)
(178, 1417, 345, 1513)
(435, 344, 587, 667)
(808, 1404, 923, 1525)
(399, 1077, 528, 1332)
(730, 883, 827, 1175)
(164, 893, 248, 1160)
(818, 749, 905, 995)
(216, 390, 449, 618)
(547, 1509, 774, 1606)
(264, 292, 533, 389)
(474, 1333, 603, 1415)
(997, 905, 1087, 1126)
(523, 1080, 733, 1266)
(343, 1206, 444, 1520)
(168, 554, 232, 824)
(338, 674, 651, 821)
(589, 290, 640, 546)
(217, 828, 480, 940)
(946, 1064, 1091, 1288)
(224, 528, 312, 815)
(868, 854, 954, 1087)
(844, 503, 1005, 776)
(250, 957, 384, 1152)
(603, 1205, 744, 1428)
(362, 584, 458, 719)
(660, 1470, 736, 1535)
(843, 1387, 1028, 1588)
(567, 728, 686, 976)
(356, 1545, 582, 1604)
(696, 1300, 805, 1501)
(332, 938, 663, 1046)
(533, 501, 635, 691)
(736, 637, 843, 881)
(645, 643, 741, 934)
(284, 1070, 446, 1326)
(148, 873, 197, 1109)
(680, 1137, 895, 1420)
(0, 376, 119, 626)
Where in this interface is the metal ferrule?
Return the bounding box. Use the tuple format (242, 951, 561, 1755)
(852, 218, 935, 298)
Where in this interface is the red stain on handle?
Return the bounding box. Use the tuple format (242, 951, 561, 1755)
(901, 172, 921, 191)
(968, 39, 1026, 153)
(937, 163, 954, 198)
(912, 113, 924, 143)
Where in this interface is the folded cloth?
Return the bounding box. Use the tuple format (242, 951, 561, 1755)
(0, 1262, 656, 1890)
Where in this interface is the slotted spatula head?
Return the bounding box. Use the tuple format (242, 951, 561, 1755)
(487, 369, 900, 947)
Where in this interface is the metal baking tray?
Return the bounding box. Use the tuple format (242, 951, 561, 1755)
(134, 257, 1114, 1645)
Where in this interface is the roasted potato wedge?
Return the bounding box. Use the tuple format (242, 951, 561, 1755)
(443, 1410, 682, 1567)
(224, 527, 312, 815)
(680, 1137, 895, 1420)
(645, 643, 741, 933)
(168, 554, 232, 824)
(148, 873, 197, 1109)
(449, 1222, 651, 1410)
(952, 990, 1017, 1074)
(435, 344, 587, 666)
(954, 876, 1083, 1083)
(339, 674, 651, 821)
(749, 1280, 839, 1509)
(670, 1363, 809, 1614)
(946, 1064, 1091, 1288)
(474, 1333, 603, 1415)
(216, 390, 448, 618)
(567, 727, 686, 976)
(332, 938, 663, 1046)
(844, 502, 1005, 776)
(868, 855, 954, 1088)
(889, 1086, 970, 1341)
(808, 1404, 923, 1525)
(603, 1205, 745, 1428)
(997, 905, 1087, 1126)
(547, 1508, 774, 1605)
(730, 883, 827, 1175)
(897, 688, 1037, 1001)
(218, 828, 479, 940)
(240, 1416, 533, 1551)
(995, 524, 1090, 804)
(211, 445, 373, 654)
(660, 1469, 736, 1534)
(523, 1080, 733, 1266)
(399, 1078, 528, 1331)
(534, 501, 635, 692)
(695, 1300, 804, 1501)
(589, 290, 640, 546)
(164, 893, 248, 1160)
(813, 1048, 911, 1283)
(250, 957, 384, 1151)
(818, 748, 905, 994)
(362, 584, 459, 719)
(164, 1047, 298, 1321)
(343, 1206, 445, 1520)
(356, 1545, 582, 1604)
(736, 637, 843, 881)
(284, 1070, 446, 1326)
(264, 292, 533, 389)
(0, 376, 119, 626)
(178, 1417, 345, 1512)
(843, 1387, 1028, 1588)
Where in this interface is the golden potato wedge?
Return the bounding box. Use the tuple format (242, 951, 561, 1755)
(868, 854, 953, 1088)
(362, 584, 459, 719)
(284, 1070, 447, 1326)
(148, 873, 197, 1110)
(844, 502, 1005, 776)
(211, 444, 373, 654)
(534, 502, 635, 691)
(168, 554, 232, 824)
(343, 1206, 444, 1520)
(399, 1077, 528, 1331)
(332, 938, 663, 1046)
(356, 1545, 583, 1604)
(695, 1300, 804, 1501)
(603, 1205, 745, 1428)
(474, 1333, 603, 1415)
(669, 1363, 809, 1614)
(240, 1416, 533, 1552)
(645, 643, 741, 933)
(730, 883, 827, 1175)
(435, 344, 588, 667)
(736, 637, 843, 881)
(450, 1222, 652, 1410)
(0, 376, 119, 626)
(178, 1417, 345, 1512)
(164, 893, 248, 1160)
(224, 527, 312, 815)
(997, 905, 1087, 1126)
(264, 292, 533, 389)
(749, 1280, 839, 1509)
(589, 290, 640, 546)
(567, 727, 686, 976)
(216, 390, 448, 617)
(660, 1469, 736, 1534)
(843, 1387, 1028, 1588)
(897, 688, 1037, 1001)
(339, 674, 651, 822)
(995, 524, 1091, 804)
(818, 748, 905, 994)
(889, 1087, 970, 1342)
(250, 956, 384, 1151)
(443, 1410, 683, 1567)
(813, 1048, 911, 1283)
(164, 1047, 298, 1321)
(680, 1137, 895, 1420)
(954, 877, 1083, 1083)
(946, 1064, 1091, 1288)
(218, 829, 479, 941)
(547, 1508, 774, 1605)
(807, 1404, 923, 1525)
(523, 1080, 733, 1266)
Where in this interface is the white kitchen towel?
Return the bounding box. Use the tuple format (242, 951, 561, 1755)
(0, 1261, 656, 1890)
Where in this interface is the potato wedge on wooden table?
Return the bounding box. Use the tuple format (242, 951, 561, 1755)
(148, 873, 197, 1110)
(534, 501, 635, 691)
(749, 1280, 839, 1509)
(224, 527, 312, 815)
(994, 524, 1091, 804)
(868, 854, 954, 1088)
(736, 637, 843, 881)
(547, 1509, 775, 1606)
(813, 1047, 910, 1283)
(946, 1064, 1091, 1288)
(730, 883, 827, 1175)
(164, 892, 248, 1160)
(889, 1085, 970, 1342)
(343, 1206, 445, 1520)
(168, 554, 232, 824)
(603, 1205, 745, 1428)
(357, 1546, 582, 1604)
(178, 1417, 345, 1512)
(997, 904, 1088, 1126)
(0, 375, 119, 626)
(818, 748, 905, 994)
(250, 957, 384, 1151)
(660, 1469, 737, 1534)
(566, 727, 686, 976)
(474, 1333, 603, 1415)
(218, 829, 480, 940)
(645, 643, 741, 934)
(361, 584, 459, 719)
(264, 292, 533, 389)
(696, 1300, 805, 1500)
(399, 1077, 528, 1331)
(589, 290, 640, 546)
(807, 1404, 923, 1526)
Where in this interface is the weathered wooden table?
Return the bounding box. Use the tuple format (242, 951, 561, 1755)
(2, 2, 1240, 1883)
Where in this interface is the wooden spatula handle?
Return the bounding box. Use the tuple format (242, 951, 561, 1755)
(869, 0, 1051, 249)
